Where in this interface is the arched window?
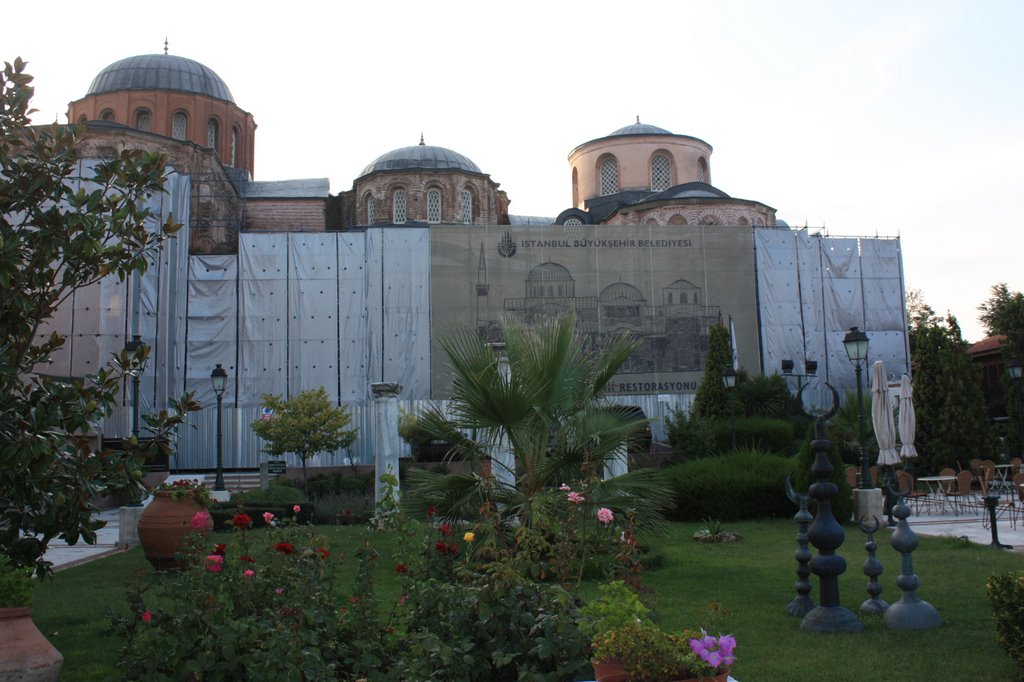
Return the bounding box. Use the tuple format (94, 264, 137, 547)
(230, 127, 239, 167)
(600, 156, 618, 196)
(134, 109, 151, 131)
(365, 193, 377, 224)
(426, 189, 442, 223)
(572, 167, 579, 207)
(77, 115, 87, 124)
(460, 190, 473, 224)
(698, 157, 709, 183)
(393, 190, 407, 224)
(651, 153, 671, 191)
(207, 118, 219, 150)
(100, 109, 115, 122)
(564, 217, 582, 227)
(171, 112, 188, 141)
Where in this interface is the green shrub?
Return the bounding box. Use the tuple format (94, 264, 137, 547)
(988, 570, 1024, 669)
(662, 449, 794, 521)
(0, 555, 32, 608)
(710, 417, 794, 455)
(310, 492, 374, 525)
(231, 485, 309, 508)
(664, 407, 716, 458)
(306, 470, 373, 500)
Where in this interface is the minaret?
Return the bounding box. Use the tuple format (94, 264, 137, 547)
(475, 241, 490, 338)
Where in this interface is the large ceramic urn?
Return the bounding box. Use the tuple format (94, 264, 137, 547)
(137, 490, 210, 570)
(0, 607, 63, 681)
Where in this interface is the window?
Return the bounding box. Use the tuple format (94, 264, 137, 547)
(365, 194, 376, 224)
(231, 127, 239, 167)
(393, 190, 407, 224)
(564, 218, 582, 226)
(460, 190, 473, 224)
(207, 118, 219, 150)
(651, 154, 671, 191)
(600, 156, 618, 196)
(426, 189, 442, 223)
(100, 109, 115, 122)
(135, 109, 151, 131)
(172, 112, 188, 140)
(77, 115, 87, 124)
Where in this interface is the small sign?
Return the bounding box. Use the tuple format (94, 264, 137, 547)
(260, 406, 275, 421)
(267, 460, 287, 475)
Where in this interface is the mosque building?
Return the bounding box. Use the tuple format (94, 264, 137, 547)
(44, 49, 910, 467)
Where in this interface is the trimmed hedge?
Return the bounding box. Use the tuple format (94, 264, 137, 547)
(661, 449, 794, 521)
(305, 471, 374, 500)
(709, 417, 795, 455)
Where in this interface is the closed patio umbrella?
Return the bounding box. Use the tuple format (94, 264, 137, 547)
(872, 360, 900, 466)
(898, 374, 918, 461)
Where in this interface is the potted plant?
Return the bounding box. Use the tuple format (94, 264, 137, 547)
(0, 555, 63, 680)
(137, 479, 213, 570)
(582, 581, 736, 682)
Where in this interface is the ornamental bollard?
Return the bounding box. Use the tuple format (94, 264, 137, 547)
(784, 476, 814, 617)
(883, 491, 942, 630)
(859, 516, 888, 614)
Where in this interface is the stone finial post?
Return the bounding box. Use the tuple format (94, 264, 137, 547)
(785, 491, 815, 617)
(370, 382, 403, 505)
(486, 343, 516, 489)
(884, 493, 942, 630)
(859, 516, 889, 614)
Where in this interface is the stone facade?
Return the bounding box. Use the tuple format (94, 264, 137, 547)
(605, 201, 775, 227)
(345, 170, 509, 226)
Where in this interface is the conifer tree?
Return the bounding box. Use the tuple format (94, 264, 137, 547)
(692, 323, 733, 420)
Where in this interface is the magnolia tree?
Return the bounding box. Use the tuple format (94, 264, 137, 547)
(0, 59, 198, 574)
(250, 387, 359, 491)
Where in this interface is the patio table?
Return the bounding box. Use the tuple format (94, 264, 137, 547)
(917, 475, 956, 515)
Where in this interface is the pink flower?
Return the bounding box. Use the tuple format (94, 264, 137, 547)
(559, 483, 570, 491)
(275, 587, 285, 595)
(262, 511, 275, 525)
(292, 505, 301, 513)
(566, 492, 585, 504)
(190, 511, 212, 530)
(205, 554, 224, 574)
(243, 569, 255, 578)
(596, 507, 614, 524)
(141, 611, 152, 622)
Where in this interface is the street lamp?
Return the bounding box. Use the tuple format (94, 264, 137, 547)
(781, 359, 817, 394)
(843, 326, 870, 489)
(722, 367, 737, 451)
(1009, 357, 1023, 461)
(123, 335, 146, 440)
(210, 364, 228, 492)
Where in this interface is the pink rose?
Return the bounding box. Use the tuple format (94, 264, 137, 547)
(262, 511, 275, 524)
(292, 505, 301, 513)
(567, 492, 585, 504)
(243, 569, 255, 578)
(559, 483, 570, 491)
(190, 511, 212, 530)
(596, 507, 614, 524)
(141, 611, 152, 622)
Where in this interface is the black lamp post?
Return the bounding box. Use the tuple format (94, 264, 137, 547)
(124, 335, 145, 440)
(843, 327, 870, 489)
(722, 367, 737, 451)
(781, 359, 818, 394)
(1009, 358, 1023, 461)
(210, 364, 228, 492)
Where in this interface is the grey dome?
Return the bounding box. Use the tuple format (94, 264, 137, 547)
(609, 120, 672, 136)
(87, 55, 235, 103)
(527, 262, 573, 282)
(360, 143, 481, 176)
(600, 282, 646, 303)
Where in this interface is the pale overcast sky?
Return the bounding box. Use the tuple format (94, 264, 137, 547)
(7, 0, 1022, 343)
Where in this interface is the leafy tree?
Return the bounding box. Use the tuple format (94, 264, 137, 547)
(979, 283, 1024, 356)
(250, 387, 358, 491)
(403, 314, 673, 531)
(691, 323, 733, 419)
(911, 312, 995, 471)
(0, 59, 197, 574)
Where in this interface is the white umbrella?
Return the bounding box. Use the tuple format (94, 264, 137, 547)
(898, 374, 918, 460)
(872, 360, 900, 465)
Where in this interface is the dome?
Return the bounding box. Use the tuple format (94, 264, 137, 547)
(526, 262, 573, 282)
(360, 142, 481, 176)
(609, 119, 672, 136)
(600, 282, 647, 303)
(87, 54, 235, 103)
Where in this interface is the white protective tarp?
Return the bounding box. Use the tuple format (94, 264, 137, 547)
(288, 233, 341, 398)
(238, 233, 289, 404)
(755, 229, 909, 393)
(185, 255, 237, 407)
(339, 233, 369, 402)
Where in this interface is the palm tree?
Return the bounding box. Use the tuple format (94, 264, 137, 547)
(404, 314, 673, 532)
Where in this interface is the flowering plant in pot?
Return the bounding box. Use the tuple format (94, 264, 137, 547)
(137, 479, 213, 570)
(0, 555, 63, 680)
(582, 581, 736, 682)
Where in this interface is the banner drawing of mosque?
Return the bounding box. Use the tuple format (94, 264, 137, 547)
(429, 224, 760, 397)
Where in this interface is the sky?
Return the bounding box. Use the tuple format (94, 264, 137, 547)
(7, 0, 1022, 343)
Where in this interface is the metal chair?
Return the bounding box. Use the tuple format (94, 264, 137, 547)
(944, 470, 977, 516)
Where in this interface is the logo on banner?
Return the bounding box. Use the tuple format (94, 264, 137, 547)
(497, 231, 517, 258)
(260, 406, 275, 421)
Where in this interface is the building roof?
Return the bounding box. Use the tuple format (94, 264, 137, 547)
(969, 335, 1008, 356)
(243, 179, 330, 199)
(645, 182, 732, 201)
(87, 54, 235, 103)
(609, 119, 672, 136)
(359, 141, 481, 177)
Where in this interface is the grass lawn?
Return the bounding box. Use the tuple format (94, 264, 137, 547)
(31, 519, 1024, 681)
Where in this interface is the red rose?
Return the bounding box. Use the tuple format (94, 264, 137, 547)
(435, 541, 448, 553)
(275, 542, 294, 555)
(427, 505, 438, 517)
(439, 522, 452, 536)
(239, 555, 256, 563)
(316, 547, 330, 559)
(232, 513, 252, 529)
(213, 543, 227, 556)
(448, 543, 460, 556)
(395, 563, 408, 574)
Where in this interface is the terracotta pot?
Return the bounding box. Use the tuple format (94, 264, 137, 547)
(593, 658, 730, 682)
(0, 607, 63, 681)
(137, 490, 210, 570)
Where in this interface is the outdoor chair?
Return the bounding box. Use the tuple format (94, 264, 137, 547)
(938, 467, 957, 494)
(944, 470, 977, 516)
(969, 458, 983, 479)
(896, 470, 929, 515)
(1012, 457, 1023, 476)
(845, 466, 858, 489)
(869, 465, 879, 488)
